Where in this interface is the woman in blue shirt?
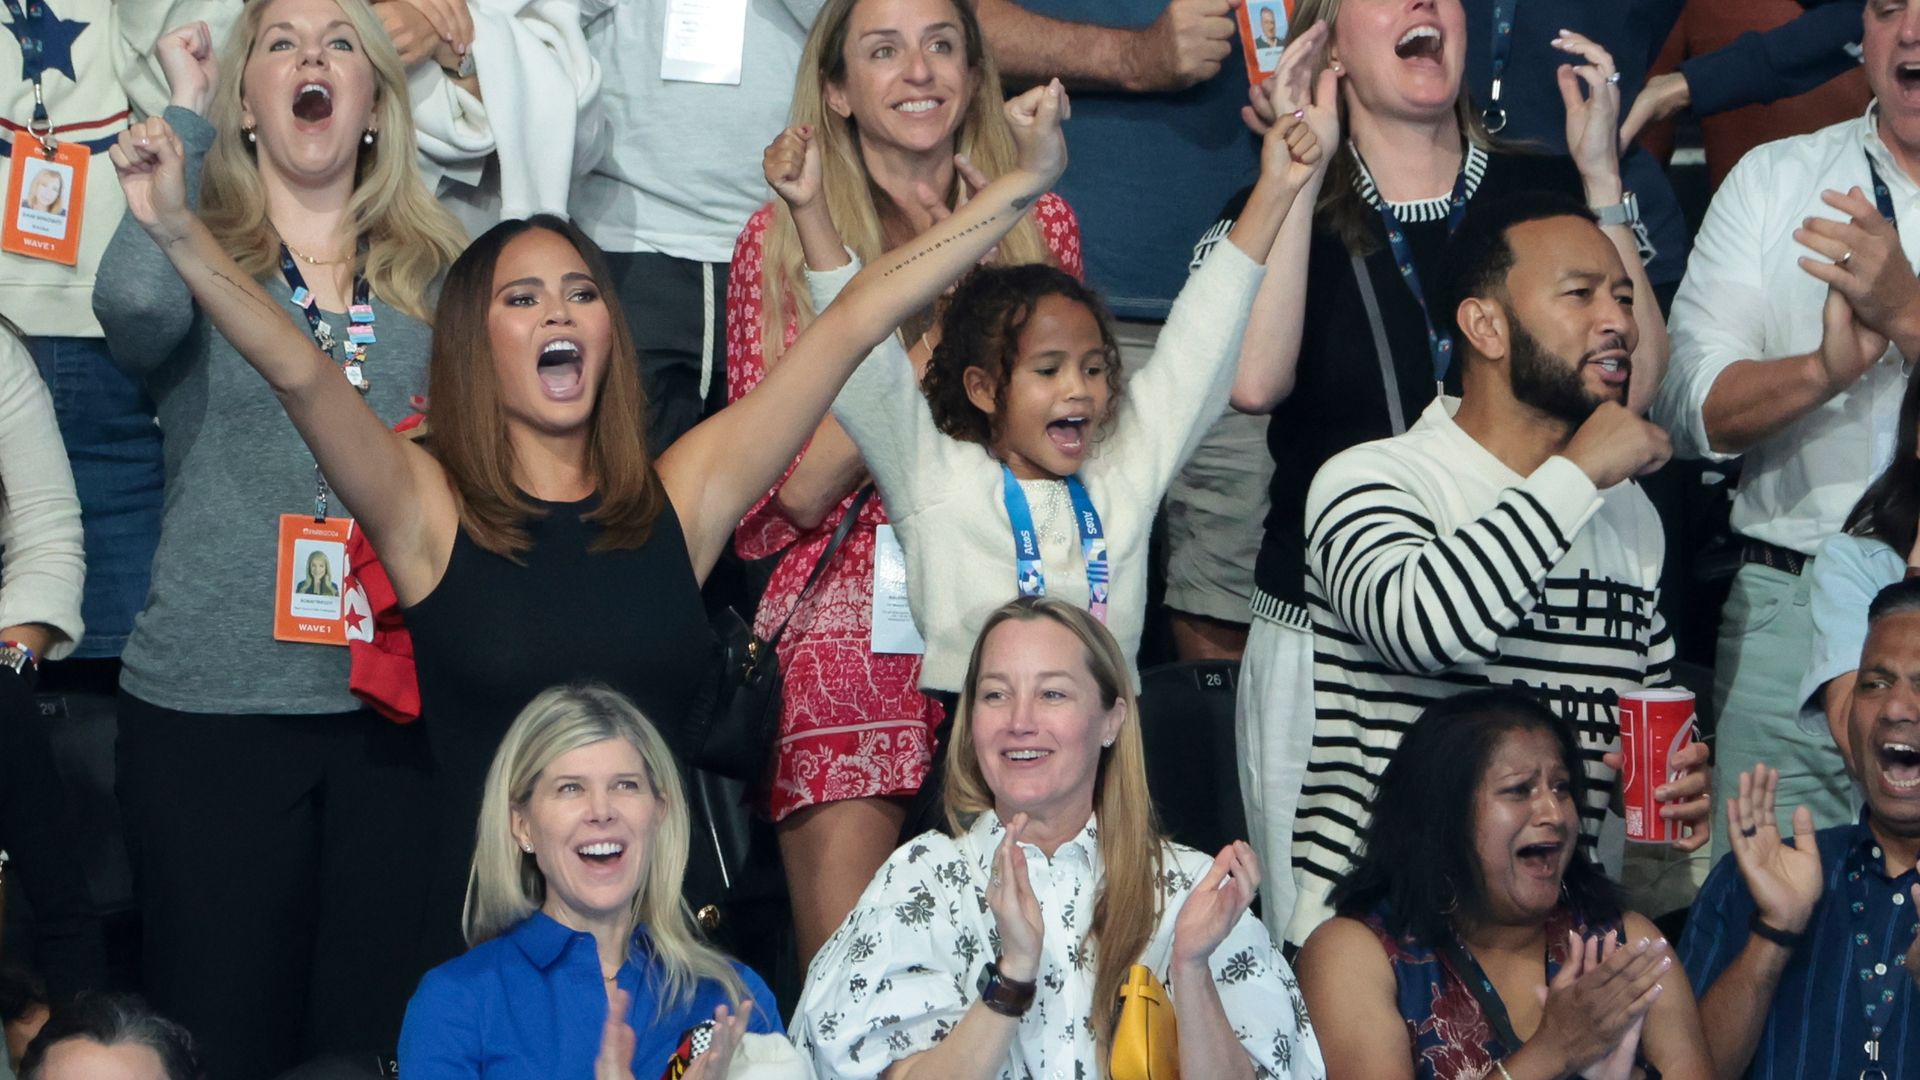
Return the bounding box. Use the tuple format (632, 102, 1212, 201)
(398, 684, 782, 1077)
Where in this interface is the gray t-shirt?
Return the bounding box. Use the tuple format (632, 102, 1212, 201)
(93, 107, 435, 715)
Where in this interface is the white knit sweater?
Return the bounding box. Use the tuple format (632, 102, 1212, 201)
(817, 242, 1264, 692)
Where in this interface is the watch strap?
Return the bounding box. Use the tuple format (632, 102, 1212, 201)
(1592, 191, 1639, 229)
(1748, 911, 1807, 949)
(976, 960, 1037, 1017)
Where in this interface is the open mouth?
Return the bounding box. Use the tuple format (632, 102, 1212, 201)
(1002, 748, 1051, 765)
(537, 338, 585, 399)
(1583, 355, 1632, 385)
(576, 840, 626, 867)
(1879, 741, 1920, 791)
(1045, 416, 1087, 456)
(292, 81, 334, 124)
(1898, 61, 1920, 93)
(1515, 840, 1564, 875)
(893, 97, 943, 115)
(1394, 25, 1443, 62)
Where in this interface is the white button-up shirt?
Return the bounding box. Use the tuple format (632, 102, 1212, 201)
(794, 811, 1325, 1080)
(1654, 103, 1916, 555)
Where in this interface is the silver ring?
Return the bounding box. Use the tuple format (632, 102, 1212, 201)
(1605, 71, 1621, 85)
(1840, 250, 1855, 267)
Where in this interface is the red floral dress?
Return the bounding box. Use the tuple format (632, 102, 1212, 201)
(726, 194, 1082, 820)
(1362, 902, 1619, 1080)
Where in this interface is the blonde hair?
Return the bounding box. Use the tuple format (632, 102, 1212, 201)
(1288, 0, 1497, 254)
(199, 0, 467, 321)
(944, 596, 1165, 1050)
(465, 684, 748, 1010)
(759, 0, 1050, 363)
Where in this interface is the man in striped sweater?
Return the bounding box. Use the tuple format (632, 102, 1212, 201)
(1286, 191, 1715, 947)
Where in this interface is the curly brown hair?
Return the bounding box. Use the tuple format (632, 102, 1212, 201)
(921, 264, 1125, 447)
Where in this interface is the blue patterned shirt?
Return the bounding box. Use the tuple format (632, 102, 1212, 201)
(1680, 814, 1918, 1079)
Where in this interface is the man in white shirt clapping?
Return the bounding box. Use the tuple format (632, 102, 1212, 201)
(1651, 1, 1920, 859)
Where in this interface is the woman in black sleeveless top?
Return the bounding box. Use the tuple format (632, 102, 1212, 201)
(110, 84, 1071, 961)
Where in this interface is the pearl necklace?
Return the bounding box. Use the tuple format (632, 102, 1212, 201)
(1018, 477, 1072, 547)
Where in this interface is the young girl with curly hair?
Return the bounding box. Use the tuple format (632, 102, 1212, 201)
(778, 109, 1325, 700)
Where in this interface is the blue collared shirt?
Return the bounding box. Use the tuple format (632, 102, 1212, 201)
(398, 912, 781, 1079)
(1681, 814, 1919, 1079)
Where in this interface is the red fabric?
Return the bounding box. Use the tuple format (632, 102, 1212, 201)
(343, 411, 426, 723)
(726, 193, 1082, 820)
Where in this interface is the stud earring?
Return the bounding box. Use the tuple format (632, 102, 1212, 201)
(520, 843, 533, 854)
(362, 129, 376, 146)
(1102, 738, 1114, 748)
(244, 127, 256, 144)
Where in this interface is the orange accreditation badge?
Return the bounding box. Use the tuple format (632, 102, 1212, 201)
(275, 514, 355, 646)
(1236, 0, 1296, 86)
(3, 134, 86, 265)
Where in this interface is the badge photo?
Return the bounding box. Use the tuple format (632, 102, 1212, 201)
(275, 514, 354, 645)
(1235, 0, 1295, 85)
(2, 136, 88, 265)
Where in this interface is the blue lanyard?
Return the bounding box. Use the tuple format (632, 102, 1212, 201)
(1369, 159, 1471, 386)
(999, 466, 1109, 623)
(1869, 156, 1901, 227)
(279, 245, 376, 394)
(1480, 0, 1517, 133)
(1843, 848, 1917, 1075)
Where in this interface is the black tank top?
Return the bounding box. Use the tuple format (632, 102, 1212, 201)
(404, 491, 713, 817)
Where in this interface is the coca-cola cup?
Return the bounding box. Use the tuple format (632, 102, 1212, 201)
(1619, 688, 1699, 843)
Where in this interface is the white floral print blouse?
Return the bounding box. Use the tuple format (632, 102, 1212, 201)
(793, 811, 1326, 1080)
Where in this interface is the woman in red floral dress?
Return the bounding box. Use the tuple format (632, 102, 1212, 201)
(725, 0, 1080, 965)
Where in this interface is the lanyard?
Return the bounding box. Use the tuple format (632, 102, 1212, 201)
(4, 0, 63, 153)
(1366, 154, 1470, 387)
(278, 244, 375, 517)
(1843, 851, 1916, 1079)
(999, 466, 1109, 623)
(1480, 0, 1517, 134)
(1868, 156, 1902, 228)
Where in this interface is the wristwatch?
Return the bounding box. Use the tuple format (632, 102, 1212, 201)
(0, 640, 39, 692)
(976, 960, 1037, 1017)
(1592, 190, 1641, 229)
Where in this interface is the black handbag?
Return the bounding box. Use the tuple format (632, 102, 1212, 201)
(690, 486, 874, 782)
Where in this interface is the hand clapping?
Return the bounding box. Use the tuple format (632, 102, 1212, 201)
(1171, 840, 1260, 971)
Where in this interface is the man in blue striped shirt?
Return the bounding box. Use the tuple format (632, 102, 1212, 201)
(1681, 578, 1920, 1078)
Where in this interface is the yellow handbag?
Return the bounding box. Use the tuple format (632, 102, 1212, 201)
(1110, 963, 1179, 1080)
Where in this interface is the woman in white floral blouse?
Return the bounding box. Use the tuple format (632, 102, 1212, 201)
(794, 596, 1326, 1079)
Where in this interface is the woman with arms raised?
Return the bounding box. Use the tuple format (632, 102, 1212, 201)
(1297, 688, 1713, 1080)
(109, 71, 1072, 964)
(92, 4, 465, 1075)
(795, 596, 1325, 1079)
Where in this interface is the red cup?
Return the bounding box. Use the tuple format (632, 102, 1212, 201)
(1619, 688, 1699, 843)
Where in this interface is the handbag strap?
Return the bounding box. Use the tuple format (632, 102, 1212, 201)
(765, 485, 874, 650)
(1434, 937, 1524, 1054)
(1351, 252, 1408, 436)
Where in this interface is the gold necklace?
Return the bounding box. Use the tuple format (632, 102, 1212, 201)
(282, 240, 350, 267)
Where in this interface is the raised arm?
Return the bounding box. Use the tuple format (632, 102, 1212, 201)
(1229, 26, 1338, 414)
(107, 117, 452, 590)
(972, 0, 1232, 93)
(1555, 31, 1668, 411)
(658, 82, 1072, 580)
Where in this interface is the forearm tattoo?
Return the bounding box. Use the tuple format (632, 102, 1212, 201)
(880, 190, 1038, 277)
